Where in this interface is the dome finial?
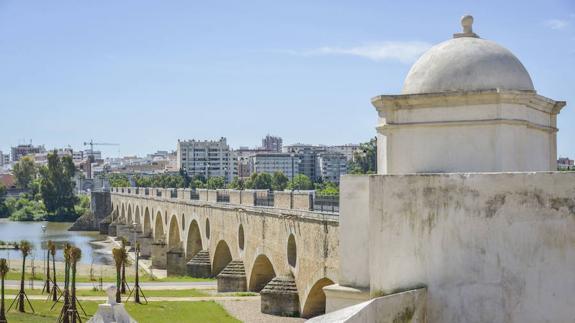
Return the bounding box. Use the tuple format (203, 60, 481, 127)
(454, 14, 479, 38)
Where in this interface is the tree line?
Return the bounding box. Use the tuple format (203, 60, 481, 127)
(0, 152, 89, 221)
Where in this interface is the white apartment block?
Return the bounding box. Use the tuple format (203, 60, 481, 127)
(317, 152, 347, 183)
(249, 152, 300, 180)
(177, 137, 236, 182)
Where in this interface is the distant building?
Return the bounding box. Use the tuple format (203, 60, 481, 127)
(33, 148, 73, 166)
(84, 149, 102, 161)
(11, 144, 45, 162)
(317, 152, 347, 183)
(325, 144, 361, 161)
(284, 144, 326, 181)
(177, 137, 236, 182)
(261, 135, 283, 152)
(0, 151, 4, 166)
(249, 153, 300, 180)
(1, 153, 9, 166)
(558, 157, 574, 170)
(73, 150, 84, 162)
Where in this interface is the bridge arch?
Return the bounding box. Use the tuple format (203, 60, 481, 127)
(143, 207, 151, 235)
(120, 204, 125, 222)
(154, 210, 165, 241)
(301, 278, 335, 318)
(186, 219, 202, 260)
(127, 204, 133, 224)
(212, 240, 232, 276)
(135, 206, 140, 225)
(248, 254, 276, 292)
(168, 215, 181, 249)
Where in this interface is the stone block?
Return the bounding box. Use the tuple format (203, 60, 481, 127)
(187, 250, 212, 278)
(229, 190, 241, 205)
(260, 276, 300, 317)
(292, 192, 313, 211)
(207, 190, 218, 202)
(240, 191, 255, 206)
(273, 191, 292, 209)
(217, 260, 247, 292)
(166, 248, 187, 276)
(151, 240, 167, 269)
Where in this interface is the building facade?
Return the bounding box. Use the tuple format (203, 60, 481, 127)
(317, 152, 347, 183)
(177, 137, 236, 182)
(249, 152, 300, 179)
(261, 135, 283, 152)
(11, 144, 45, 162)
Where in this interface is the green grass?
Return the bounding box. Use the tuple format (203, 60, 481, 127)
(5, 271, 215, 283)
(4, 288, 210, 298)
(4, 300, 240, 323)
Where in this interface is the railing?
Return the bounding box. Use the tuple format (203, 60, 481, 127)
(170, 189, 178, 198)
(313, 195, 339, 213)
(135, 187, 139, 195)
(255, 191, 274, 207)
(216, 190, 230, 203)
(156, 190, 162, 197)
(145, 188, 149, 196)
(190, 190, 200, 200)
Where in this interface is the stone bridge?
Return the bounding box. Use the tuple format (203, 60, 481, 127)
(106, 187, 339, 318)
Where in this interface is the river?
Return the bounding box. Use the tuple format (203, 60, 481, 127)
(0, 219, 113, 265)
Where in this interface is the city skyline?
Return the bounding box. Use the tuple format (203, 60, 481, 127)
(0, 0, 574, 158)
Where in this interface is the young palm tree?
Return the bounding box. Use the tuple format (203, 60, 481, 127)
(120, 238, 129, 294)
(68, 247, 81, 323)
(43, 240, 52, 294)
(0, 258, 8, 323)
(49, 242, 58, 302)
(112, 248, 127, 303)
(17, 240, 31, 313)
(61, 243, 72, 323)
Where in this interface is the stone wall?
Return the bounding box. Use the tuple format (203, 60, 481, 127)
(336, 172, 575, 322)
(69, 191, 112, 231)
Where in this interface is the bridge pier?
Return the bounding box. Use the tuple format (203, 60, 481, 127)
(107, 222, 118, 236)
(116, 224, 131, 242)
(137, 233, 153, 258)
(260, 276, 300, 317)
(217, 260, 247, 292)
(166, 247, 187, 276)
(186, 250, 211, 278)
(151, 240, 167, 269)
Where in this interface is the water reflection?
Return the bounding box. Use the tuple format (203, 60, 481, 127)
(0, 219, 112, 265)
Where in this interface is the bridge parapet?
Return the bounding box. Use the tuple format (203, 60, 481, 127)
(111, 187, 335, 214)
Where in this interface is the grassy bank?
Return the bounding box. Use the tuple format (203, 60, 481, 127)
(4, 300, 240, 323)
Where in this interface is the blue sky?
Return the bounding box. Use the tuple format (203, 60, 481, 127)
(0, 0, 573, 158)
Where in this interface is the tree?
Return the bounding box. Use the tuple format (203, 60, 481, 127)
(272, 172, 289, 191)
(317, 182, 339, 196)
(40, 152, 78, 220)
(68, 247, 81, 323)
(13, 156, 36, 189)
(0, 184, 7, 218)
(17, 240, 32, 312)
(206, 177, 225, 189)
(112, 248, 127, 303)
(0, 258, 8, 323)
(348, 137, 377, 174)
(227, 177, 245, 190)
(108, 174, 130, 187)
(288, 174, 314, 190)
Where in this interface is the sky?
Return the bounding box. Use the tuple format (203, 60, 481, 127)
(0, 0, 573, 158)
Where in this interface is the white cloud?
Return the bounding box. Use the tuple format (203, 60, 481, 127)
(288, 41, 432, 64)
(545, 19, 570, 30)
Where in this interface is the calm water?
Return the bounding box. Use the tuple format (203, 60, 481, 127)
(0, 219, 112, 265)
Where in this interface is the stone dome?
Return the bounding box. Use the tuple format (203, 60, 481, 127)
(402, 16, 534, 94)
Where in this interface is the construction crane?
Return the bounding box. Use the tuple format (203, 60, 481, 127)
(83, 140, 119, 162)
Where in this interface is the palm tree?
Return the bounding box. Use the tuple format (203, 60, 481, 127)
(112, 248, 127, 303)
(61, 243, 72, 323)
(49, 242, 58, 302)
(68, 247, 81, 323)
(0, 258, 8, 323)
(120, 238, 129, 294)
(17, 240, 31, 313)
(43, 240, 52, 295)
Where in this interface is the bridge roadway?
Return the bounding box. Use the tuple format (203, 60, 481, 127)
(106, 187, 339, 318)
